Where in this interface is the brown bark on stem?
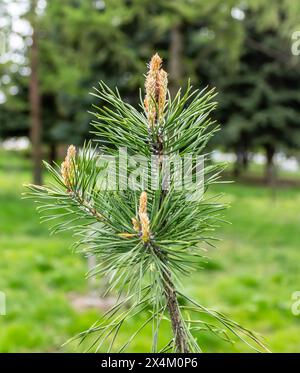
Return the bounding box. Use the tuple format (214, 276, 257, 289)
(163, 270, 189, 352)
(151, 244, 189, 353)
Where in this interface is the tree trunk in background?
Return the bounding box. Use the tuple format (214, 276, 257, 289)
(242, 150, 249, 171)
(233, 146, 243, 177)
(234, 144, 249, 177)
(264, 144, 275, 186)
(48, 143, 57, 164)
(168, 24, 183, 97)
(29, 3, 43, 185)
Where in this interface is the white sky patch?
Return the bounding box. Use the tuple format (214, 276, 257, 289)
(1, 74, 11, 84)
(25, 36, 33, 46)
(231, 7, 245, 21)
(37, 0, 47, 15)
(0, 30, 7, 56)
(12, 18, 32, 36)
(0, 91, 7, 104)
(6, 1, 30, 20)
(0, 54, 9, 64)
(19, 66, 31, 76)
(9, 85, 19, 95)
(1, 0, 35, 64)
(94, 0, 106, 10)
(10, 63, 19, 73)
(9, 33, 24, 50)
(0, 18, 9, 28)
(10, 52, 25, 64)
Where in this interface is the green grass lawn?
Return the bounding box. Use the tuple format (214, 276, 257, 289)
(0, 150, 299, 352)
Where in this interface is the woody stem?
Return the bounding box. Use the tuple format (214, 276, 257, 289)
(151, 244, 189, 352)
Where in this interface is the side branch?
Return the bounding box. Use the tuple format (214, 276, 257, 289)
(70, 191, 102, 221)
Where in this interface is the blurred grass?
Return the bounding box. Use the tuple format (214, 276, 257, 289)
(0, 149, 299, 352)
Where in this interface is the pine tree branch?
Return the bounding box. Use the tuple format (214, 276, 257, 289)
(25, 54, 269, 352)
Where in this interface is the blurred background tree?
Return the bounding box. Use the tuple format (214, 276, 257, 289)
(1, 0, 300, 184)
(217, 26, 300, 183)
